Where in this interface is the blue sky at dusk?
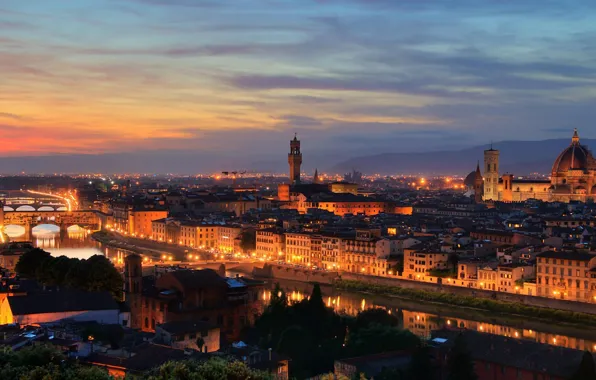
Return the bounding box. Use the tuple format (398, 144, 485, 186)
(2, 0, 596, 158)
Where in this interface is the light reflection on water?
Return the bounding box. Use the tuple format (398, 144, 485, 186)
(260, 286, 596, 353)
(5, 228, 125, 261)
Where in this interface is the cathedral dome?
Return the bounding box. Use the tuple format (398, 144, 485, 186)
(464, 171, 477, 188)
(551, 129, 594, 173)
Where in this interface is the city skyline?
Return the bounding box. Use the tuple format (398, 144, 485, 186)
(2, 0, 596, 160)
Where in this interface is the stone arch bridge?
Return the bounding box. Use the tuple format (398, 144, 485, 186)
(2, 209, 101, 232)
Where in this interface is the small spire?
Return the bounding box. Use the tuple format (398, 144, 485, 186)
(293, 132, 298, 141)
(572, 128, 580, 144)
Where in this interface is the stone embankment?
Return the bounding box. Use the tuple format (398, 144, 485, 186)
(253, 264, 339, 284)
(255, 264, 596, 316)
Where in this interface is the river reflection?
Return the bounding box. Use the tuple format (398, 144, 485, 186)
(4, 226, 129, 262)
(260, 283, 596, 353)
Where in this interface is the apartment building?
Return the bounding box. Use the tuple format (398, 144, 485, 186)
(341, 230, 392, 276)
(112, 200, 168, 237)
(536, 251, 596, 302)
(321, 235, 342, 270)
(496, 263, 535, 294)
(403, 249, 449, 281)
(285, 232, 313, 266)
(255, 229, 284, 260)
(478, 264, 498, 291)
(218, 225, 242, 254)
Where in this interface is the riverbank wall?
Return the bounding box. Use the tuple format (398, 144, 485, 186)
(341, 272, 596, 315)
(254, 264, 339, 284)
(255, 265, 596, 315)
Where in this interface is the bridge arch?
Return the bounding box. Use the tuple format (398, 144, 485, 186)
(3, 225, 26, 238)
(15, 205, 36, 212)
(32, 224, 61, 235)
(37, 206, 55, 212)
(3, 206, 14, 212)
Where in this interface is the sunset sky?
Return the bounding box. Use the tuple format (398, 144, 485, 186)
(2, 0, 596, 158)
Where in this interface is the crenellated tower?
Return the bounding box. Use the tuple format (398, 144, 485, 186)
(288, 133, 302, 185)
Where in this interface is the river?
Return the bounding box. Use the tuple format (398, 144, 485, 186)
(5, 226, 596, 353)
(4, 224, 131, 262)
(258, 278, 596, 354)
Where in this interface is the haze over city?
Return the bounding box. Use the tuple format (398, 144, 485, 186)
(3, 0, 596, 173)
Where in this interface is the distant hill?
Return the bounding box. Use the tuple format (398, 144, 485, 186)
(328, 138, 596, 176)
(0, 138, 593, 176)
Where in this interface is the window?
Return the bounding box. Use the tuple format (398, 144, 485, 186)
(144, 318, 149, 329)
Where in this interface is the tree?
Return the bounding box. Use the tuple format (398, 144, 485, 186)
(408, 345, 435, 380)
(196, 337, 205, 352)
(146, 357, 272, 380)
(570, 351, 596, 380)
(346, 324, 420, 357)
(254, 283, 346, 378)
(448, 253, 459, 272)
(17, 250, 123, 300)
(83, 255, 123, 300)
(15, 248, 51, 278)
(0, 344, 113, 380)
(447, 334, 477, 380)
(376, 367, 404, 380)
(354, 308, 399, 331)
(239, 230, 256, 253)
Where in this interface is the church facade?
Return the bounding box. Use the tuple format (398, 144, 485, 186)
(467, 129, 596, 203)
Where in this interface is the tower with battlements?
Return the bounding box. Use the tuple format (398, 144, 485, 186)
(288, 134, 302, 185)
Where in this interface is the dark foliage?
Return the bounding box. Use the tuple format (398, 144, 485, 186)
(16, 250, 123, 300)
(570, 351, 596, 380)
(446, 334, 477, 380)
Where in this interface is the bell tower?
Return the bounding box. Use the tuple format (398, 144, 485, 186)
(288, 133, 302, 185)
(483, 144, 500, 201)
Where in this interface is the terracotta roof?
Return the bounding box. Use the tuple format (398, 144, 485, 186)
(158, 320, 217, 335)
(8, 291, 118, 315)
(536, 250, 595, 261)
(432, 329, 589, 378)
(168, 269, 227, 290)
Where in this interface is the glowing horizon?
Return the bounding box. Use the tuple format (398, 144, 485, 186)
(2, 0, 596, 158)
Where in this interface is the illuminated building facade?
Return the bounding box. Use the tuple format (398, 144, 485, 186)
(474, 129, 596, 203)
(255, 229, 284, 259)
(112, 200, 167, 237)
(536, 251, 596, 302)
(321, 235, 342, 270)
(285, 232, 313, 266)
(217, 225, 242, 254)
(403, 249, 449, 281)
(483, 147, 500, 201)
